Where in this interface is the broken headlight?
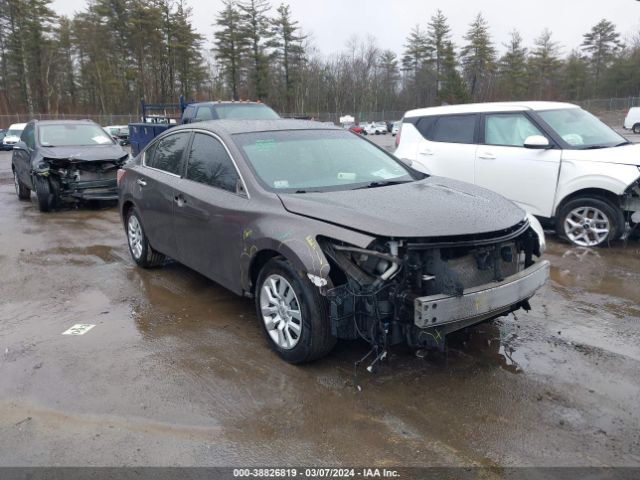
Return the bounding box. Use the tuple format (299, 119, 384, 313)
(527, 213, 546, 255)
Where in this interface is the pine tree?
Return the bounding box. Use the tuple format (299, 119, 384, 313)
(528, 28, 562, 99)
(426, 10, 451, 98)
(581, 19, 623, 95)
(270, 3, 306, 112)
(460, 13, 496, 101)
(401, 25, 429, 80)
(214, 0, 248, 100)
(239, 0, 272, 101)
(439, 40, 468, 104)
(497, 30, 528, 100)
(561, 50, 589, 100)
(378, 49, 399, 111)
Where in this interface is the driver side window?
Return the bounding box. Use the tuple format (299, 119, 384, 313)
(484, 113, 544, 147)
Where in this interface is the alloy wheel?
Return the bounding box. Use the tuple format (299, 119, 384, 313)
(259, 274, 302, 349)
(127, 214, 143, 259)
(564, 206, 610, 247)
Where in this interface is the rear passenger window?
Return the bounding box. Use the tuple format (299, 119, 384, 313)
(431, 115, 477, 144)
(146, 132, 190, 175)
(186, 133, 239, 193)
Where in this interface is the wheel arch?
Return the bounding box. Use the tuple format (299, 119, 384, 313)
(554, 188, 622, 216)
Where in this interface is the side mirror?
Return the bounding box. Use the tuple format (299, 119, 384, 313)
(13, 141, 28, 151)
(524, 135, 551, 149)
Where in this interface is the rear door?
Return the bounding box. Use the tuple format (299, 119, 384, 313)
(173, 131, 248, 290)
(135, 131, 192, 258)
(475, 112, 561, 217)
(412, 114, 478, 184)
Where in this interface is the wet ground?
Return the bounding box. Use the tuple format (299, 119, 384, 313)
(0, 149, 639, 468)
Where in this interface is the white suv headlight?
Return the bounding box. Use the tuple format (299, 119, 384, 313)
(527, 213, 546, 255)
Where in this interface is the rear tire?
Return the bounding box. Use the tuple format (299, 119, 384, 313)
(13, 168, 30, 200)
(125, 207, 165, 268)
(33, 175, 55, 212)
(555, 196, 624, 247)
(255, 258, 336, 363)
(633, 123, 640, 134)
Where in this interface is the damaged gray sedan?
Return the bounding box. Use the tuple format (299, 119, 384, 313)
(12, 120, 129, 211)
(118, 120, 550, 365)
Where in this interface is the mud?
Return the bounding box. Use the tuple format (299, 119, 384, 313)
(0, 151, 639, 467)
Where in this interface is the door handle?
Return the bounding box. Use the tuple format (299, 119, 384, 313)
(174, 194, 187, 207)
(136, 178, 147, 186)
(478, 152, 496, 160)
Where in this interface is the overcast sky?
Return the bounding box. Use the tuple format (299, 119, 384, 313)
(53, 0, 639, 57)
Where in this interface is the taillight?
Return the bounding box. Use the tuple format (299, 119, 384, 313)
(116, 168, 127, 187)
(395, 123, 402, 147)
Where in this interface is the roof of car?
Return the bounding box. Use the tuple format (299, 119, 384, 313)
(170, 119, 340, 135)
(404, 101, 580, 118)
(187, 101, 270, 107)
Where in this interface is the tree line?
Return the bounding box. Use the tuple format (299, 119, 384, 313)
(0, 0, 638, 117)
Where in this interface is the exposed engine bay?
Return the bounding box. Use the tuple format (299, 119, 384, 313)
(319, 219, 548, 369)
(37, 155, 129, 201)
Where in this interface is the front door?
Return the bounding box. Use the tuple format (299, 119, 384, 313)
(475, 112, 562, 217)
(173, 132, 248, 290)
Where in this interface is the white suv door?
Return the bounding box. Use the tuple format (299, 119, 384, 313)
(412, 114, 478, 184)
(474, 112, 562, 217)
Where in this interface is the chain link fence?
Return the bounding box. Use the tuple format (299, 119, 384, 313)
(577, 97, 639, 112)
(0, 113, 135, 128)
(1, 98, 637, 128)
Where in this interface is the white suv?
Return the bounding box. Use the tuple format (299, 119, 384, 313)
(395, 102, 640, 247)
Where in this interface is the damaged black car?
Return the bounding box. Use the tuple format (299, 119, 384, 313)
(12, 120, 129, 211)
(118, 120, 550, 366)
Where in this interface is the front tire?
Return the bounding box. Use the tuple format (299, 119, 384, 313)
(555, 196, 624, 247)
(633, 123, 640, 134)
(13, 168, 30, 200)
(256, 258, 336, 364)
(33, 175, 56, 212)
(125, 207, 165, 267)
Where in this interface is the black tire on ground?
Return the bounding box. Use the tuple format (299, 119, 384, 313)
(633, 123, 640, 134)
(33, 175, 56, 212)
(125, 206, 166, 268)
(555, 196, 624, 247)
(13, 168, 30, 200)
(255, 257, 336, 364)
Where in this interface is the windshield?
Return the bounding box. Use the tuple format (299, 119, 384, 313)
(7, 129, 23, 137)
(537, 108, 626, 149)
(235, 129, 416, 192)
(214, 104, 279, 120)
(39, 124, 115, 147)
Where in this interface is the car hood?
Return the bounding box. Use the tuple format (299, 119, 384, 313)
(278, 177, 526, 238)
(3, 135, 20, 143)
(40, 144, 128, 162)
(561, 143, 640, 166)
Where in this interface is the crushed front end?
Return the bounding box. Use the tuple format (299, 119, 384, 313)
(319, 217, 549, 357)
(35, 155, 129, 202)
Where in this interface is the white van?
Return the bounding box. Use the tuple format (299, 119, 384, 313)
(623, 107, 640, 133)
(395, 102, 640, 247)
(2, 123, 27, 150)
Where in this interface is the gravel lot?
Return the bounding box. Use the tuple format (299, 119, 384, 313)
(0, 132, 639, 468)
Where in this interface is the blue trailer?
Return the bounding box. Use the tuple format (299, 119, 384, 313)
(129, 96, 280, 156)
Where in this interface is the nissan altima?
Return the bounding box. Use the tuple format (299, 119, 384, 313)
(118, 119, 549, 365)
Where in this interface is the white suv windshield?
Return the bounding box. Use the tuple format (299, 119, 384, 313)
(235, 129, 415, 192)
(537, 108, 626, 149)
